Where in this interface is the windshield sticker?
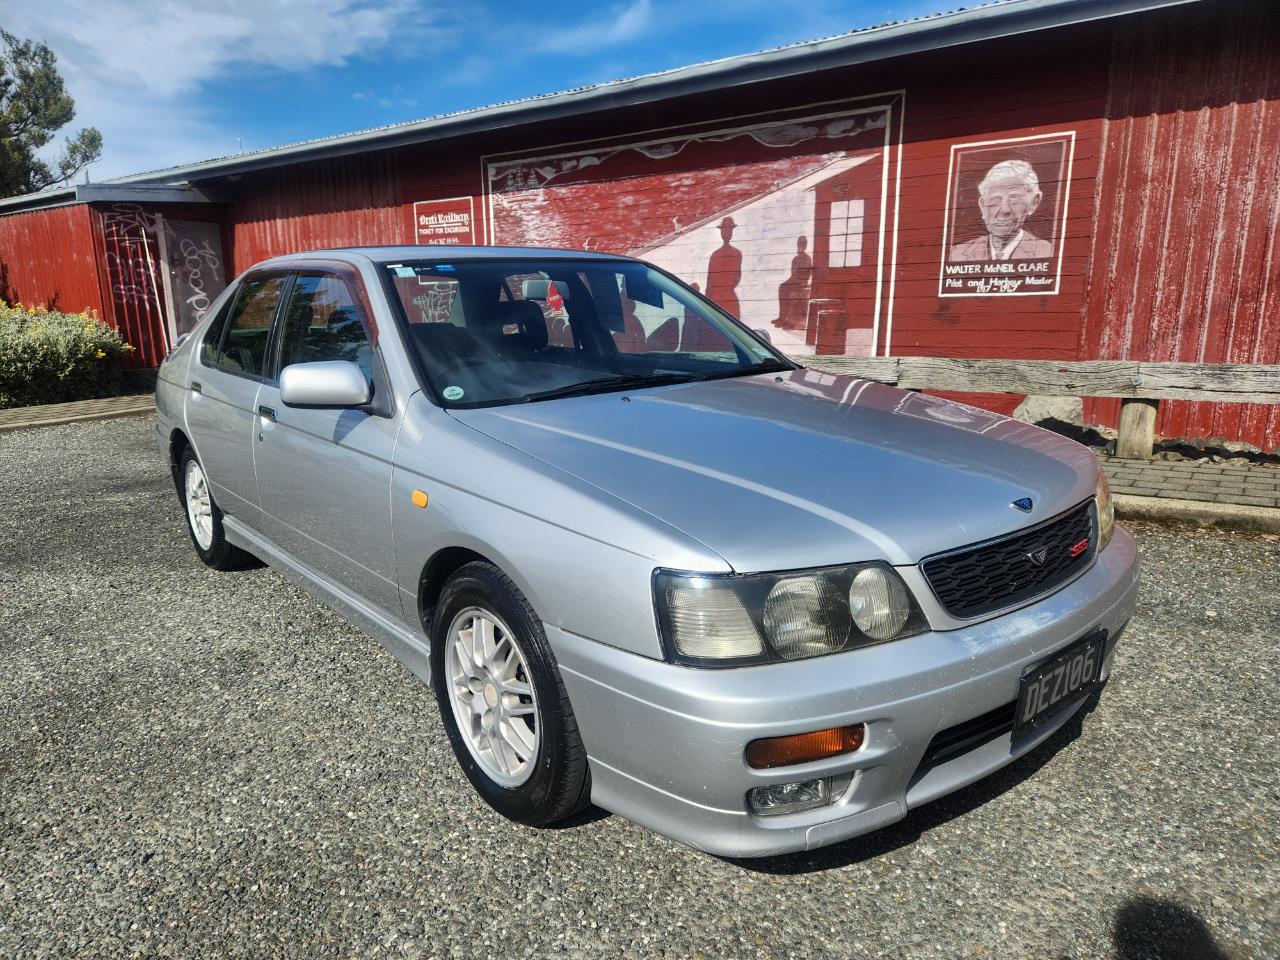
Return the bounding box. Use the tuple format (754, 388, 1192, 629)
(442, 385, 464, 401)
(394, 266, 415, 278)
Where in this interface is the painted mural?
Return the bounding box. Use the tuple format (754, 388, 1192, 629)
(939, 132, 1075, 297)
(483, 95, 903, 356)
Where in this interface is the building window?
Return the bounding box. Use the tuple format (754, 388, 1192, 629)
(828, 199, 864, 269)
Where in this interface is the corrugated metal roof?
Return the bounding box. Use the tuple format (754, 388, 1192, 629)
(0, 0, 1199, 213)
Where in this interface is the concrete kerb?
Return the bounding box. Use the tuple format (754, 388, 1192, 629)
(0, 396, 155, 433)
(1114, 493, 1280, 535)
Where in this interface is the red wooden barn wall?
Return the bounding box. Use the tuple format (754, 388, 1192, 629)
(386, 19, 1116, 417)
(1082, 0, 1280, 449)
(229, 153, 403, 273)
(0, 204, 106, 317)
(2, 0, 1272, 447)
(215, 2, 1277, 448)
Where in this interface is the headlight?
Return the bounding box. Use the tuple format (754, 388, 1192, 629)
(1095, 470, 1115, 552)
(848, 566, 912, 640)
(654, 563, 927, 667)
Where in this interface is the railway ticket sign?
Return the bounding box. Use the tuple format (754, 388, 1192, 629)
(414, 197, 476, 246)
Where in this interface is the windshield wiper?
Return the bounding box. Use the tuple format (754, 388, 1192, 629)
(520, 359, 794, 403)
(690, 358, 795, 382)
(521, 371, 696, 403)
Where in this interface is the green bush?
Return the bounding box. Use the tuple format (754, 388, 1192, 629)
(0, 303, 134, 408)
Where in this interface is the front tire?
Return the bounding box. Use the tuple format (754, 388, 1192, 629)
(179, 448, 252, 571)
(431, 562, 591, 826)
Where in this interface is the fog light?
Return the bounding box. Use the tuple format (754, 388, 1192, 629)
(745, 724, 865, 769)
(747, 773, 854, 817)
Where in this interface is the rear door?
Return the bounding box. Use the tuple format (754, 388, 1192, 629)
(253, 266, 403, 618)
(184, 272, 289, 529)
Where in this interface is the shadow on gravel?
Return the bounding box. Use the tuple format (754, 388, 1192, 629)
(546, 805, 612, 829)
(1112, 897, 1232, 960)
(728, 693, 1099, 875)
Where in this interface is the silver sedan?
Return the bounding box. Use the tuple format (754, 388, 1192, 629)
(155, 246, 1139, 857)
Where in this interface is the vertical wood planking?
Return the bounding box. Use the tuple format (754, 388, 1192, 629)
(1081, 0, 1280, 450)
(230, 153, 403, 272)
(0, 204, 107, 317)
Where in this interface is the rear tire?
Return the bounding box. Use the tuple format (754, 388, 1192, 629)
(179, 448, 253, 571)
(431, 561, 592, 826)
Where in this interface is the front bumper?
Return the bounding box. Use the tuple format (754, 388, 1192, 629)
(550, 526, 1139, 858)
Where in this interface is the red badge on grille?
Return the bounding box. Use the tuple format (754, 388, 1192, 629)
(1070, 538, 1090, 557)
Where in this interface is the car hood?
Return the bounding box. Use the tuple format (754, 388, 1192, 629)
(450, 369, 1099, 572)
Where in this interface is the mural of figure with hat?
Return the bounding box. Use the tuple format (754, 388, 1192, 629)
(704, 216, 742, 318)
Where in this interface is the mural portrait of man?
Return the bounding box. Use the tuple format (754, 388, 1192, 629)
(949, 159, 1054, 262)
(939, 132, 1075, 297)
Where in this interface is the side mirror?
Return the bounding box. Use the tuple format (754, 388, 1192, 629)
(754, 328, 773, 344)
(279, 360, 371, 408)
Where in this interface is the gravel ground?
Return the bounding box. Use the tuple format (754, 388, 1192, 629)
(1, 417, 1276, 959)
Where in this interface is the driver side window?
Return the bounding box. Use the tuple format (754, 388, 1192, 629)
(276, 274, 374, 378)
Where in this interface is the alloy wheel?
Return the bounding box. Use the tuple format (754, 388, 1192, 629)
(445, 606, 540, 788)
(184, 459, 214, 550)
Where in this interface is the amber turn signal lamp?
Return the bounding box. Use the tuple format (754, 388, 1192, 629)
(411, 489, 429, 508)
(745, 724, 865, 769)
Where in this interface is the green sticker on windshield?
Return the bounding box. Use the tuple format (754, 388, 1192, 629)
(442, 385, 464, 401)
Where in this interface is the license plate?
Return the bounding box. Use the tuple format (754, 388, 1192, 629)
(1014, 631, 1106, 740)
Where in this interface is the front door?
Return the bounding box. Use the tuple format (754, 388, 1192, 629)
(185, 273, 288, 528)
(253, 269, 402, 618)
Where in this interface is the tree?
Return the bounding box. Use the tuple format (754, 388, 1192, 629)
(0, 29, 102, 198)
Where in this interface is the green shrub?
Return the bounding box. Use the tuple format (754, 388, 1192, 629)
(0, 302, 134, 408)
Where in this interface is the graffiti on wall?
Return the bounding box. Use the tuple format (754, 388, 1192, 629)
(483, 94, 903, 356)
(939, 131, 1075, 297)
(101, 203, 163, 309)
(161, 219, 226, 338)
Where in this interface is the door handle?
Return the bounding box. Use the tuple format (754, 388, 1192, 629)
(257, 405, 278, 422)
(190, 381, 202, 394)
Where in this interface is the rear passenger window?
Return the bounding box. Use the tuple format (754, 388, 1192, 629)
(199, 301, 231, 367)
(276, 274, 374, 378)
(212, 276, 286, 375)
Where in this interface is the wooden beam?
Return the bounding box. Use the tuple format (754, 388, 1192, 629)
(789, 356, 1280, 404)
(1134, 362, 1280, 403)
(1115, 398, 1160, 459)
(895, 358, 1140, 397)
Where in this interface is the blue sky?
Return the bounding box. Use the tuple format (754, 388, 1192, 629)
(5, 0, 940, 183)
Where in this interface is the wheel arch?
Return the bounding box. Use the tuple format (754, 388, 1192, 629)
(417, 545, 498, 635)
(168, 428, 193, 496)
(415, 541, 552, 641)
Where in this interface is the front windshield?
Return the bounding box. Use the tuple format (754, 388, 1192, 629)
(381, 258, 790, 408)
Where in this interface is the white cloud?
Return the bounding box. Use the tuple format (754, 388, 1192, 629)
(535, 0, 654, 55)
(5, 0, 450, 180)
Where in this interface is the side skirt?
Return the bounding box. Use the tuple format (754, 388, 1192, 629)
(223, 516, 433, 686)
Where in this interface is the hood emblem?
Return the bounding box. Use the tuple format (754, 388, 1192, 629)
(1011, 497, 1034, 512)
(1026, 545, 1049, 566)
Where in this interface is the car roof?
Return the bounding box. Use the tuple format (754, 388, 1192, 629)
(255, 245, 638, 270)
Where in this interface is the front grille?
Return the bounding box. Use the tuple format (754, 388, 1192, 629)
(922, 500, 1096, 619)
